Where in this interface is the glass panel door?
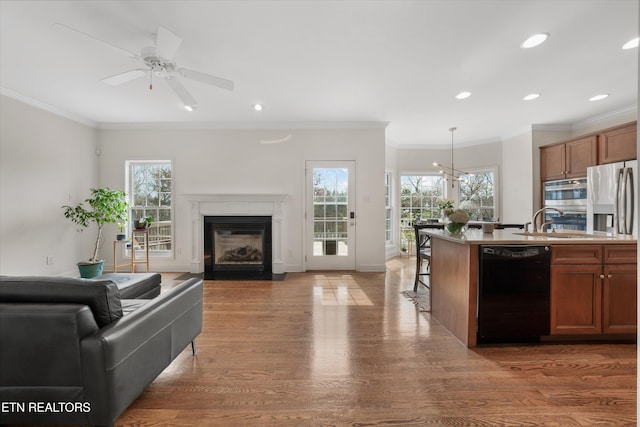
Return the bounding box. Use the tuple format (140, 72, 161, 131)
(306, 161, 356, 270)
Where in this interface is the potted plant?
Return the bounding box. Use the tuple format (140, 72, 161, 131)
(63, 188, 129, 278)
(116, 222, 127, 241)
(134, 215, 153, 230)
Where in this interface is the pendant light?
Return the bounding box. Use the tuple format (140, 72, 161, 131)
(433, 127, 468, 188)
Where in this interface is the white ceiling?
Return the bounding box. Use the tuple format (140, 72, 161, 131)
(1, 0, 638, 147)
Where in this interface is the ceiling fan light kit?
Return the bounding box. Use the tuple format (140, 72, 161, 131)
(55, 23, 234, 110)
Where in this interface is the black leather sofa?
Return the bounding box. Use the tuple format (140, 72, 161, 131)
(0, 275, 203, 426)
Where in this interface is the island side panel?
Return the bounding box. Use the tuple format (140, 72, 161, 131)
(430, 237, 479, 347)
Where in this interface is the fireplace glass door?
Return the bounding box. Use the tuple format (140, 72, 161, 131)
(214, 229, 264, 265)
(204, 216, 272, 278)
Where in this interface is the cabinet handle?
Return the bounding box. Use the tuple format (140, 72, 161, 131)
(607, 274, 613, 279)
(600, 274, 605, 279)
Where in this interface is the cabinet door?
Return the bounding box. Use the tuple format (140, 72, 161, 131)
(566, 136, 597, 177)
(551, 264, 602, 334)
(598, 122, 637, 164)
(603, 244, 638, 264)
(551, 245, 602, 264)
(541, 144, 566, 181)
(602, 264, 637, 334)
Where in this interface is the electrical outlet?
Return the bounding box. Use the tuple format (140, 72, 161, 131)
(46, 256, 54, 265)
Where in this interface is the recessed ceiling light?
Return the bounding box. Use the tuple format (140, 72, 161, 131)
(521, 33, 550, 49)
(523, 93, 541, 101)
(589, 94, 609, 101)
(455, 91, 471, 100)
(622, 37, 639, 50)
(184, 105, 194, 112)
(253, 104, 263, 111)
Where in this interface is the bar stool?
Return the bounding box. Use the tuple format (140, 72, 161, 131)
(413, 223, 432, 292)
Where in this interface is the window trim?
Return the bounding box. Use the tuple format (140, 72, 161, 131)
(384, 171, 393, 245)
(457, 166, 500, 221)
(125, 159, 174, 258)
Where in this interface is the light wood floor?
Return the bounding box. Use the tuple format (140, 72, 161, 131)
(117, 256, 637, 426)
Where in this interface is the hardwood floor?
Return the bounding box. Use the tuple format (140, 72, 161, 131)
(117, 257, 636, 426)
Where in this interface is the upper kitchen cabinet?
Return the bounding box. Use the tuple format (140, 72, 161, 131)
(598, 122, 637, 164)
(540, 135, 597, 180)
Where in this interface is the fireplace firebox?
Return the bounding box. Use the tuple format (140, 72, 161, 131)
(204, 216, 272, 279)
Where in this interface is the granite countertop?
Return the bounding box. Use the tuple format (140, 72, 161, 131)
(422, 228, 638, 245)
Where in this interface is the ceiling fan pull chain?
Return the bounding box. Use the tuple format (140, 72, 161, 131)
(149, 71, 153, 90)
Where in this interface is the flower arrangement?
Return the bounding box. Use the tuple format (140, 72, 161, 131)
(437, 199, 455, 217)
(446, 209, 470, 234)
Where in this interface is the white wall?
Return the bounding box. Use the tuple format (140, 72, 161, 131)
(98, 127, 387, 272)
(502, 131, 534, 224)
(0, 95, 99, 275)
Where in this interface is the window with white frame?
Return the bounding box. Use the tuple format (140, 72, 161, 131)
(400, 175, 445, 223)
(458, 168, 497, 221)
(385, 172, 393, 244)
(126, 160, 173, 256)
(399, 175, 444, 252)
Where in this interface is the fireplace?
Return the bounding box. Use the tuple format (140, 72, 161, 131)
(184, 193, 288, 276)
(204, 216, 272, 279)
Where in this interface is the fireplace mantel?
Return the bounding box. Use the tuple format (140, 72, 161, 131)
(183, 194, 289, 274)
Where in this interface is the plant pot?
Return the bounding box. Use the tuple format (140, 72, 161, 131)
(116, 234, 126, 241)
(77, 260, 104, 278)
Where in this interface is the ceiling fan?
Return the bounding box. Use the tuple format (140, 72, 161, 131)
(53, 23, 234, 110)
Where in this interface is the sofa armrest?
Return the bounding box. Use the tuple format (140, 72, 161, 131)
(0, 303, 99, 425)
(80, 278, 203, 426)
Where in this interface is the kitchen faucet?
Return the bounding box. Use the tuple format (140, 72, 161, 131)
(529, 207, 564, 233)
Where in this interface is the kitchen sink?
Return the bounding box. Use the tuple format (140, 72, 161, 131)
(512, 232, 608, 239)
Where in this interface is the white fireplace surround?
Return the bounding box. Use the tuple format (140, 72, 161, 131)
(183, 194, 289, 274)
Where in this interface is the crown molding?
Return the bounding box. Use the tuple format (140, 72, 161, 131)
(572, 104, 637, 131)
(0, 87, 97, 128)
(97, 121, 390, 131)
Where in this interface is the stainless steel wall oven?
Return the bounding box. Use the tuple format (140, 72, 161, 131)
(543, 178, 587, 230)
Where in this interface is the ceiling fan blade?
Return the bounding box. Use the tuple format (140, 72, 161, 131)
(53, 23, 140, 59)
(166, 78, 198, 107)
(179, 68, 234, 91)
(101, 69, 147, 86)
(155, 26, 182, 61)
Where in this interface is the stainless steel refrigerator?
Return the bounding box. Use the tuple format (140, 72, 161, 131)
(587, 160, 637, 236)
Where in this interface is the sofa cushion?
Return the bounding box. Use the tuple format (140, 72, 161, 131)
(0, 276, 122, 327)
(98, 273, 161, 299)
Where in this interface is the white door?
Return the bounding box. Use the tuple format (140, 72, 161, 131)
(305, 161, 356, 270)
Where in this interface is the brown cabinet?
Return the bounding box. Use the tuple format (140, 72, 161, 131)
(598, 122, 637, 164)
(541, 136, 597, 181)
(550, 244, 637, 336)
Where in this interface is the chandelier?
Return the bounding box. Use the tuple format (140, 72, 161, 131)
(433, 127, 468, 188)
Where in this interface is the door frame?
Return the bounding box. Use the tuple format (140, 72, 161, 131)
(304, 160, 357, 271)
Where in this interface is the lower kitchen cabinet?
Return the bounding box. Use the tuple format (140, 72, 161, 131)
(602, 263, 637, 334)
(551, 264, 602, 334)
(551, 244, 637, 336)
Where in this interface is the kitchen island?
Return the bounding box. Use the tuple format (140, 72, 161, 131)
(423, 228, 637, 347)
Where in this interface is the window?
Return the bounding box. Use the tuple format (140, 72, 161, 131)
(384, 172, 392, 244)
(400, 175, 445, 223)
(126, 160, 173, 255)
(399, 175, 444, 251)
(459, 169, 496, 220)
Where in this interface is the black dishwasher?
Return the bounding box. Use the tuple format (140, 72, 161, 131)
(478, 245, 551, 344)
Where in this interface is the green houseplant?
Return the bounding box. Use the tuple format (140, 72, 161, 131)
(63, 188, 129, 278)
(134, 215, 153, 230)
